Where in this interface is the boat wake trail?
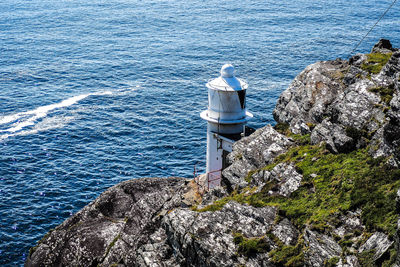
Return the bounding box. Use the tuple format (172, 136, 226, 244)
(0, 91, 112, 140)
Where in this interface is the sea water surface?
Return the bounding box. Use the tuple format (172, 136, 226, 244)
(1, 0, 399, 265)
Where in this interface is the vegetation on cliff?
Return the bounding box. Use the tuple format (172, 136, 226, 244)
(361, 52, 392, 74)
(197, 126, 400, 266)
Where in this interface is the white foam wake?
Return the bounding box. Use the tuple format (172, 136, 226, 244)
(0, 91, 112, 139)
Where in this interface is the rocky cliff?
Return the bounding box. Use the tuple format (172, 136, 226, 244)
(26, 39, 400, 267)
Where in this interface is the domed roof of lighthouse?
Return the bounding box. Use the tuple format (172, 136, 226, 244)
(206, 64, 248, 91)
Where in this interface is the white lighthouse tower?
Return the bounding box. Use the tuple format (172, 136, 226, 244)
(200, 64, 253, 189)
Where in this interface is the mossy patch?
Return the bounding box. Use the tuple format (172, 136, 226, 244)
(368, 84, 395, 105)
(358, 249, 376, 267)
(324, 256, 340, 267)
(233, 232, 270, 257)
(269, 237, 305, 266)
(261, 145, 400, 235)
(191, 190, 249, 212)
(274, 122, 290, 135)
(104, 234, 121, 259)
(361, 53, 392, 74)
(288, 133, 311, 145)
(197, 141, 400, 237)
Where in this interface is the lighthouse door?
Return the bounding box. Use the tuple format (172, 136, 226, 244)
(222, 150, 230, 170)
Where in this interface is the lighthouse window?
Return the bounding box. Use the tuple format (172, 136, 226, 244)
(237, 90, 246, 109)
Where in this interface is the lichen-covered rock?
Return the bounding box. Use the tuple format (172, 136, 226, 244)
(337, 255, 360, 267)
(273, 59, 348, 134)
(311, 119, 355, 153)
(222, 125, 293, 190)
(164, 201, 277, 266)
(25, 177, 187, 267)
(271, 218, 299, 246)
(358, 232, 393, 261)
(252, 163, 303, 197)
(274, 39, 400, 165)
(304, 229, 342, 266)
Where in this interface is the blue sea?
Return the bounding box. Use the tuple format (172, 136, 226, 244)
(0, 0, 399, 265)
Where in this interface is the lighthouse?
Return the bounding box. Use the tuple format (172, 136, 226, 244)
(200, 64, 253, 189)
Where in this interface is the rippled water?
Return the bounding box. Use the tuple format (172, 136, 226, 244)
(1, 0, 399, 265)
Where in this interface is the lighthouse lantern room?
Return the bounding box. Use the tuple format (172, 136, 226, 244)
(200, 64, 253, 189)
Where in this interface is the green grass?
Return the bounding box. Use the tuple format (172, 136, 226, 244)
(324, 256, 340, 266)
(358, 250, 376, 267)
(269, 237, 305, 266)
(259, 145, 400, 235)
(288, 133, 311, 145)
(274, 122, 290, 135)
(191, 190, 251, 212)
(361, 53, 392, 74)
(368, 84, 395, 105)
(194, 131, 400, 264)
(104, 234, 120, 258)
(233, 233, 270, 257)
(197, 142, 400, 234)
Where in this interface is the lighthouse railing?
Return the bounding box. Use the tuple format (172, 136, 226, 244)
(207, 169, 222, 190)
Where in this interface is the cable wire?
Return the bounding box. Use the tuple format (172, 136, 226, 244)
(348, 0, 398, 58)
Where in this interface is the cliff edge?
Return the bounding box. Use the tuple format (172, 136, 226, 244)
(26, 39, 400, 267)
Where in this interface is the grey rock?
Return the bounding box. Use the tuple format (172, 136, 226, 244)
(274, 39, 400, 166)
(337, 255, 360, 267)
(163, 201, 277, 266)
(333, 210, 364, 239)
(267, 163, 303, 197)
(358, 232, 393, 261)
(331, 79, 382, 130)
(26, 177, 187, 267)
(349, 54, 367, 67)
(273, 60, 347, 133)
(311, 119, 355, 153)
(222, 125, 293, 190)
(26, 177, 280, 267)
(251, 162, 303, 196)
(304, 229, 342, 266)
(272, 218, 299, 246)
(383, 102, 400, 165)
(305, 230, 342, 266)
(371, 38, 396, 54)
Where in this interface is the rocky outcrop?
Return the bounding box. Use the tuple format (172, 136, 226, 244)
(371, 38, 398, 54)
(164, 201, 277, 266)
(26, 177, 187, 266)
(222, 125, 293, 190)
(251, 162, 303, 197)
(304, 229, 342, 266)
(274, 39, 400, 167)
(27, 40, 400, 267)
(358, 232, 393, 261)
